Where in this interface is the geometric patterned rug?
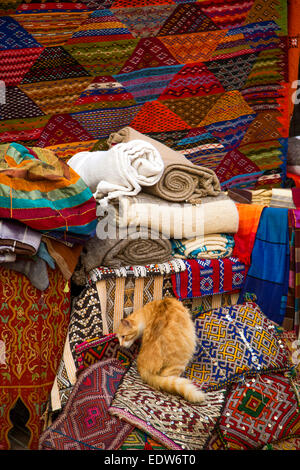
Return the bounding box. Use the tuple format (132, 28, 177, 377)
(38, 359, 134, 450)
(207, 373, 300, 450)
(0, 0, 292, 190)
(185, 302, 293, 391)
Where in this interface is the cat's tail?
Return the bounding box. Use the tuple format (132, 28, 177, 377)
(140, 371, 206, 403)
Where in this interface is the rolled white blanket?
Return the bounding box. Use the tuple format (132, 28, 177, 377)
(103, 192, 239, 239)
(68, 140, 164, 204)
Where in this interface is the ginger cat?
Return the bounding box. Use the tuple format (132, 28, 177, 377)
(116, 297, 205, 403)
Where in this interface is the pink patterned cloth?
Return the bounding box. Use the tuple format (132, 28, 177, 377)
(39, 359, 134, 450)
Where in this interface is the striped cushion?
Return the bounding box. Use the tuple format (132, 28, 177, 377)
(0, 142, 97, 236)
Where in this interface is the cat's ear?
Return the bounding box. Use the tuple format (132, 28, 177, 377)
(121, 318, 131, 328)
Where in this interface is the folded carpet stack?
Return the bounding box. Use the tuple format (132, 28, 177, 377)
(107, 192, 238, 238)
(70, 128, 238, 273)
(270, 188, 296, 209)
(228, 187, 300, 210)
(228, 188, 272, 206)
(171, 234, 235, 260)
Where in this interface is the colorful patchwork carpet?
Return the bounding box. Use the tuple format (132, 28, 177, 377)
(0, 0, 292, 189)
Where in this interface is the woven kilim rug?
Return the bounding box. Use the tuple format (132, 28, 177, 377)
(39, 359, 134, 450)
(0, 0, 292, 189)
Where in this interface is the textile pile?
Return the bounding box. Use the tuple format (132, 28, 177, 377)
(71, 127, 240, 278)
(46, 260, 243, 414)
(0, 141, 97, 448)
(0, 0, 299, 452)
(0, 0, 292, 190)
(0, 142, 97, 290)
(39, 302, 300, 451)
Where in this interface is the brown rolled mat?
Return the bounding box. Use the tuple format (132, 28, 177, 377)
(80, 227, 173, 271)
(107, 127, 221, 203)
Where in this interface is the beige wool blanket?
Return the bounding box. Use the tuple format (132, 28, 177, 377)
(80, 227, 172, 271)
(102, 192, 239, 239)
(107, 127, 221, 203)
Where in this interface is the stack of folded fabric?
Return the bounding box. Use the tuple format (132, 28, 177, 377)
(0, 142, 98, 289)
(69, 127, 239, 275)
(269, 188, 296, 209)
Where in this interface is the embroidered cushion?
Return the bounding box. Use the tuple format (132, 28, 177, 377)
(39, 359, 134, 450)
(75, 333, 140, 374)
(184, 302, 292, 391)
(109, 360, 225, 451)
(120, 428, 167, 451)
(207, 373, 300, 450)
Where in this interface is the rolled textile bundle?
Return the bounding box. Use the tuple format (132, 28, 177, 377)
(107, 127, 221, 203)
(103, 192, 239, 239)
(80, 227, 172, 271)
(171, 234, 235, 260)
(68, 140, 164, 205)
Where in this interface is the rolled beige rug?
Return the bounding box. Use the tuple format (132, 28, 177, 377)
(107, 127, 221, 203)
(80, 227, 172, 270)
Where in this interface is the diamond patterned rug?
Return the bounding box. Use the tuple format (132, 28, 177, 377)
(0, 0, 293, 189)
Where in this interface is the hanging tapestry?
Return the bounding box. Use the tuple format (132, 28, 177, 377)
(0, 265, 70, 450)
(38, 359, 134, 450)
(239, 207, 290, 325)
(0, 0, 290, 190)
